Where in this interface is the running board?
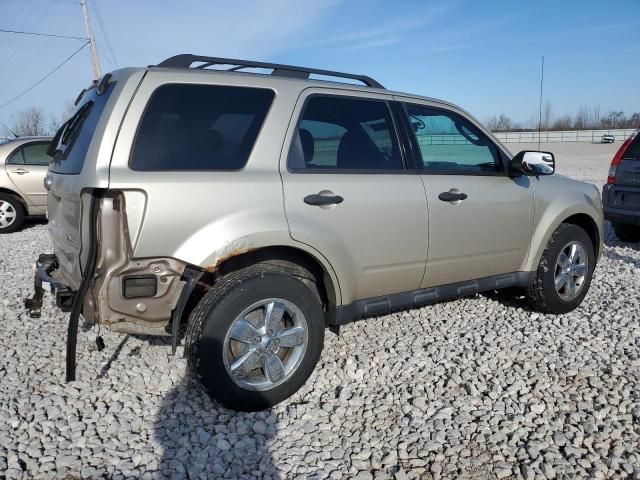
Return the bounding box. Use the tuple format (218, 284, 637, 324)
(327, 272, 533, 326)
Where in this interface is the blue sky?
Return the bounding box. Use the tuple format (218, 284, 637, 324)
(1, 0, 639, 132)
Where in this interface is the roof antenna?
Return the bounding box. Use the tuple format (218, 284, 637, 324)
(537, 56, 544, 150)
(0, 119, 18, 138)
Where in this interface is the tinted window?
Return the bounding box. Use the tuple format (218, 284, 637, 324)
(21, 143, 51, 165)
(626, 133, 640, 159)
(6, 147, 24, 165)
(50, 82, 116, 174)
(289, 96, 403, 171)
(406, 105, 500, 173)
(130, 84, 274, 171)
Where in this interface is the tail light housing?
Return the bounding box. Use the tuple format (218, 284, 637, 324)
(608, 131, 638, 184)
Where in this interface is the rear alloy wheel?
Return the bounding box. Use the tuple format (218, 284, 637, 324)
(223, 298, 309, 391)
(0, 193, 25, 234)
(612, 222, 640, 243)
(527, 224, 595, 314)
(185, 265, 324, 411)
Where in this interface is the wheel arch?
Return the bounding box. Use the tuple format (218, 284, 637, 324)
(525, 208, 603, 272)
(0, 187, 27, 211)
(194, 245, 341, 316)
(562, 213, 601, 259)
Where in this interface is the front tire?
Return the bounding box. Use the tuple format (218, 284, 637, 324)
(0, 193, 25, 234)
(612, 222, 640, 243)
(527, 224, 595, 314)
(185, 265, 325, 411)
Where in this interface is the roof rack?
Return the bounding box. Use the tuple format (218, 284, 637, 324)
(154, 54, 385, 89)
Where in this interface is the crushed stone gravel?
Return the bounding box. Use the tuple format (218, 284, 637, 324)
(1, 143, 639, 479)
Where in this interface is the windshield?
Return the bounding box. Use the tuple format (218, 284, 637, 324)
(49, 81, 116, 174)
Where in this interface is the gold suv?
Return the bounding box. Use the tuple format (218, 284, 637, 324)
(26, 55, 603, 411)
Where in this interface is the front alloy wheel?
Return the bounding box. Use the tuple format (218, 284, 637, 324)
(553, 241, 588, 301)
(527, 223, 595, 314)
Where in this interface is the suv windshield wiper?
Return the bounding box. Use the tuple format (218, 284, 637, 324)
(48, 102, 94, 162)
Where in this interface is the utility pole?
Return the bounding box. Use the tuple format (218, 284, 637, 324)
(537, 56, 544, 150)
(80, 0, 101, 82)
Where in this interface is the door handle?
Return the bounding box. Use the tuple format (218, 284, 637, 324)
(10, 168, 29, 175)
(304, 193, 344, 206)
(438, 191, 467, 202)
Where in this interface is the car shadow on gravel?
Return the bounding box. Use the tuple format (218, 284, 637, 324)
(21, 217, 48, 231)
(153, 377, 279, 479)
(479, 288, 534, 311)
(603, 249, 640, 267)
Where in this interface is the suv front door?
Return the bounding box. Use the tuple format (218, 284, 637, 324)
(399, 101, 534, 287)
(281, 90, 428, 304)
(6, 141, 50, 211)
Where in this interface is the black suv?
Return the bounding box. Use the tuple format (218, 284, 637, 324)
(603, 129, 640, 242)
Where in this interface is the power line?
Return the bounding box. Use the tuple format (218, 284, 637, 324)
(90, 0, 117, 66)
(0, 42, 89, 111)
(0, 28, 87, 41)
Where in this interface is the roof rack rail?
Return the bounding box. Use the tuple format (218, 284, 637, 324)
(154, 54, 385, 89)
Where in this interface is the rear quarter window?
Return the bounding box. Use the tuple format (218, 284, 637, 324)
(49, 82, 116, 175)
(626, 134, 640, 159)
(130, 84, 275, 171)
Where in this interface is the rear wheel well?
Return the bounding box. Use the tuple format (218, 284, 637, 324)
(562, 214, 600, 257)
(186, 246, 337, 321)
(0, 187, 27, 211)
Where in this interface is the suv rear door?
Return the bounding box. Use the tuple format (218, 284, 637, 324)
(398, 100, 534, 287)
(47, 70, 141, 289)
(280, 89, 428, 304)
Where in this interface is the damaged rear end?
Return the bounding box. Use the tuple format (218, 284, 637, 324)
(27, 68, 195, 340)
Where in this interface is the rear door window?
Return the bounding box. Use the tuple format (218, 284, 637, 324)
(625, 134, 640, 159)
(6, 142, 51, 165)
(288, 95, 403, 171)
(130, 84, 275, 171)
(21, 142, 51, 165)
(49, 82, 116, 174)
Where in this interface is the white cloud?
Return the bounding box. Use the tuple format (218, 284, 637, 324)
(289, 2, 460, 52)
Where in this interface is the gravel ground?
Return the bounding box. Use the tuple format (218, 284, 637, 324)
(1, 143, 639, 479)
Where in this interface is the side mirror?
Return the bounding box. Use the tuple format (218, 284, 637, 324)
(510, 151, 555, 176)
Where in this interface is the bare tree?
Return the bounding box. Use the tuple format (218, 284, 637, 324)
(592, 105, 601, 127)
(574, 105, 593, 129)
(552, 114, 573, 130)
(11, 107, 49, 136)
(485, 115, 498, 130)
(47, 101, 76, 134)
(607, 111, 625, 129)
(542, 101, 553, 130)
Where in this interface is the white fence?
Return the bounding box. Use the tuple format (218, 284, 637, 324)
(493, 128, 636, 143)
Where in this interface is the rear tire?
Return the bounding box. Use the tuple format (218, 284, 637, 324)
(612, 222, 640, 243)
(527, 224, 595, 314)
(185, 265, 325, 411)
(0, 193, 25, 234)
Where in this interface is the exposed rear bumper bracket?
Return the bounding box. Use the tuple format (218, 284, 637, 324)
(170, 266, 203, 356)
(24, 254, 75, 318)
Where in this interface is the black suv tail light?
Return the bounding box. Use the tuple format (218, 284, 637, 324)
(608, 130, 638, 184)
